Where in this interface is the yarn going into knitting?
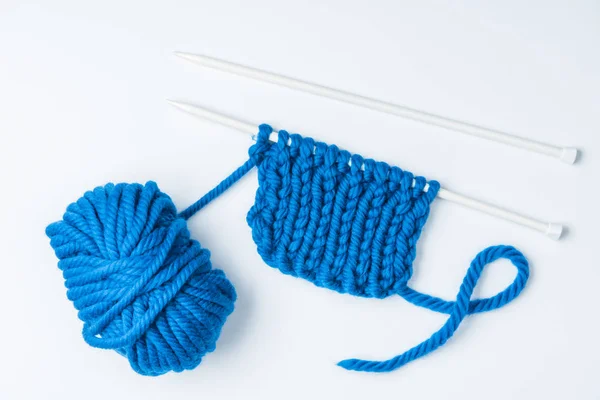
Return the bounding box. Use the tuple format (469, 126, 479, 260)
(46, 124, 529, 376)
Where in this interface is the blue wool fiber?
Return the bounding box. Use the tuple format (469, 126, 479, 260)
(46, 182, 236, 376)
(47, 124, 529, 375)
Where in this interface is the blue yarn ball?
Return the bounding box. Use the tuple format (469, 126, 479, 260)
(46, 181, 236, 376)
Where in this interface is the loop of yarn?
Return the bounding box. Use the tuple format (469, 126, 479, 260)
(46, 182, 236, 376)
(338, 245, 529, 372)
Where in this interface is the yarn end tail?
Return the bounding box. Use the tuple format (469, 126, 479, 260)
(336, 358, 391, 373)
(337, 359, 358, 370)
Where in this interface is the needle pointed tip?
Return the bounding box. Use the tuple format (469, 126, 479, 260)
(166, 99, 193, 113)
(173, 51, 197, 61)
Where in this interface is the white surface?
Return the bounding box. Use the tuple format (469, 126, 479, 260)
(0, 1, 598, 399)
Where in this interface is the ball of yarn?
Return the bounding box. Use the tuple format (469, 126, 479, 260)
(46, 181, 236, 376)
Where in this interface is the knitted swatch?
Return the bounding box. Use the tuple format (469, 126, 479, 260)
(47, 124, 529, 375)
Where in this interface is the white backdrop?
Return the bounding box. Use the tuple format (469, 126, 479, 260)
(1, 1, 599, 399)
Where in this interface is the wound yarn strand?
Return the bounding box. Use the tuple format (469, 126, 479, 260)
(47, 182, 236, 376)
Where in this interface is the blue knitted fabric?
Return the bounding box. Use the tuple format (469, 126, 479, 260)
(46, 124, 529, 376)
(247, 125, 439, 298)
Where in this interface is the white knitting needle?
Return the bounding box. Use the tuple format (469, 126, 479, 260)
(167, 99, 564, 240)
(174, 52, 578, 165)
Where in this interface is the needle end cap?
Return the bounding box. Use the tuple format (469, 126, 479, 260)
(545, 223, 563, 240)
(560, 147, 578, 164)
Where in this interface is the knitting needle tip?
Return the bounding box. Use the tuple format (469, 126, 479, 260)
(174, 51, 198, 63)
(166, 99, 195, 114)
(167, 99, 259, 138)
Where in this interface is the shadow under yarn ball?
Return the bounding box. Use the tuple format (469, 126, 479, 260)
(46, 182, 236, 376)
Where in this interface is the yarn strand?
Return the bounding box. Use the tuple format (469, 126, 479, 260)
(179, 157, 258, 220)
(337, 245, 529, 372)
